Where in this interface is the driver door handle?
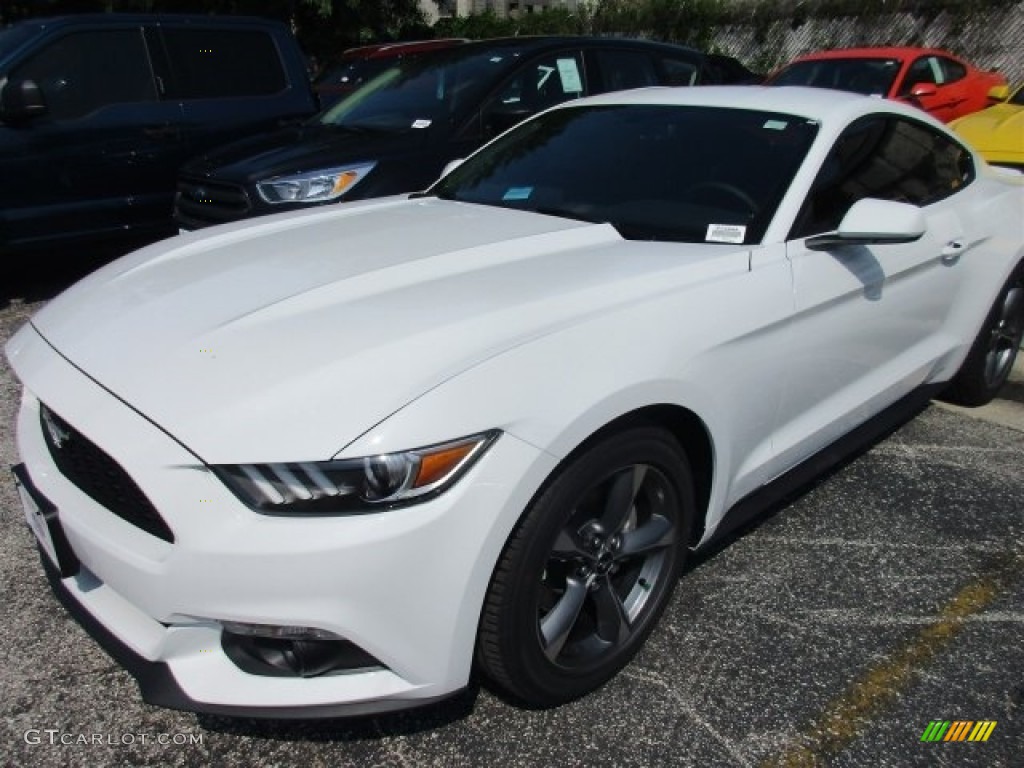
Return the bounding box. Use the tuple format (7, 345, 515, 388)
(941, 239, 964, 264)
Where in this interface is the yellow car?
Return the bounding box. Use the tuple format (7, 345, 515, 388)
(950, 85, 1024, 171)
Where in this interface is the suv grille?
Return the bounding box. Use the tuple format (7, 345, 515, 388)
(175, 176, 252, 229)
(39, 404, 175, 543)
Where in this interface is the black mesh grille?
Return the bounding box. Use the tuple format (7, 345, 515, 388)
(174, 176, 252, 229)
(39, 404, 175, 543)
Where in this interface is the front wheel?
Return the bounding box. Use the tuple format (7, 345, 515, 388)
(944, 262, 1024, 407)
(476, 427, 694, 707)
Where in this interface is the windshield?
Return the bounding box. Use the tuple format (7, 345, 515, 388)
(770, 58, 901, 96)
(431, 105, 818, 245)
(315, 58, 379, 88)
(1010, 86, 1024, 107)
(317, 49, 515, 132)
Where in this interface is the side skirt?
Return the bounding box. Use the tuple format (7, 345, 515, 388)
(701, 383, 945, 553)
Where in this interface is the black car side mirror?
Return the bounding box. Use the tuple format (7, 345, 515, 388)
(0, 79, 48, 123)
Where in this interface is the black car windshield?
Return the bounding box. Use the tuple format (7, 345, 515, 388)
(317, 49, 518, 132)
(430, 105, 818, 245)
(771, 58, 901, 96)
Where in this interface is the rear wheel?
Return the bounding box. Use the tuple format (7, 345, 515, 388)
(945, 262, 1024, 406)
(477, 427, 694, 707)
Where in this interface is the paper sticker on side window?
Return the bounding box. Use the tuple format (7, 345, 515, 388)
(557, 58, 583, 93)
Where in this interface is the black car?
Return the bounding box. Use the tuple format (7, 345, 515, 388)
(175, 37, 718, 229)
(0, 14, 317, 257)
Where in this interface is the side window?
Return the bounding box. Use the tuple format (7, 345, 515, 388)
(592, 49, 657, 92)
(939, 57, 967, 83)
(901, 56, 941, 94)
(161, 28, 286, 99)
(791, 116, 974, 239)
(657, 56, 699, 86)
(490, 51, 585, 114)
(11, 29, 156, 120)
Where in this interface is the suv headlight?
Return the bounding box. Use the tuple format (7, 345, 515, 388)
(213, 431, 499, 514)
(256, 162, 376, 204)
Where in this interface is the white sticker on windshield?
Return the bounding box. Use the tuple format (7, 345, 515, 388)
(706, 224, 746, 244)
(763, 120, 788, 131)
(411, 119, 432, 129)
(557, 58, 584, 93)
(503, 186, 533, 201)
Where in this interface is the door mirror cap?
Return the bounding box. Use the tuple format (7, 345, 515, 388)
(987, 83, 1010, 101)
(908, 82, 938, 99)
(0, 79, 48, 122)
(806, 198, 926, 251)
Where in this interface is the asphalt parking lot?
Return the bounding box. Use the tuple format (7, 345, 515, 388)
(1, 262, 1021, 767)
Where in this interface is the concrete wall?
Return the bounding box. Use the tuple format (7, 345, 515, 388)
(706, 2, 1024, 84)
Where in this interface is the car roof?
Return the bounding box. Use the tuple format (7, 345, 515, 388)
(8, 13, 287, 30)
(561, 84, 944, 127)
(341, 38, 468, 60)
(790, 46, 961, 62)
(447, 35, 705, 58)
(329, 35, 708, 76)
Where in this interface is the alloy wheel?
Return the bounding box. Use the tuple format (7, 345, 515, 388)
(536, 463, 677, 668)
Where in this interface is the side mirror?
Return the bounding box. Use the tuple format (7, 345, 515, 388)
(908, 82, 938, 100)
(0, 79, 48, 122)
(987, 83, 1010, 101)
(806, 198, 926, 251)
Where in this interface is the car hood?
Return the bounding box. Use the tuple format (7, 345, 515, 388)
(27, 198, 745, 464)
(182, 123, 431, 183)
(952, 104, 1024, 155)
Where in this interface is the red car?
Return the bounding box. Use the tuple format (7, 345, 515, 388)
(767, 46, 1007, 122)
(314, 39, 467, 109)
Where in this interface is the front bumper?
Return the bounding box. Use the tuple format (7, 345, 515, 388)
(34, 549, 456, 719)
(7, 325, 553, 716)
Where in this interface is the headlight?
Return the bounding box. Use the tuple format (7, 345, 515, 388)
(213, 431, 499, 514)
(255, 162, 376, 204)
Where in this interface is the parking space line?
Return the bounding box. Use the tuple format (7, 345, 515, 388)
(760, 552, 1022, 767)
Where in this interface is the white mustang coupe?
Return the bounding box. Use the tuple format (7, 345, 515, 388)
(7, 86, 1023, 718)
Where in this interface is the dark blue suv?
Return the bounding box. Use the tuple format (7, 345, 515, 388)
(0, 14, 317, 258)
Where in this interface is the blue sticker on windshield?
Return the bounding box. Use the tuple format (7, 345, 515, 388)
(503, 186, 533, 201)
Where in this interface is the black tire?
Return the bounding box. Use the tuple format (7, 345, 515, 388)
(477, 426, 694, 707)
(944, 261, 1024, 407)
